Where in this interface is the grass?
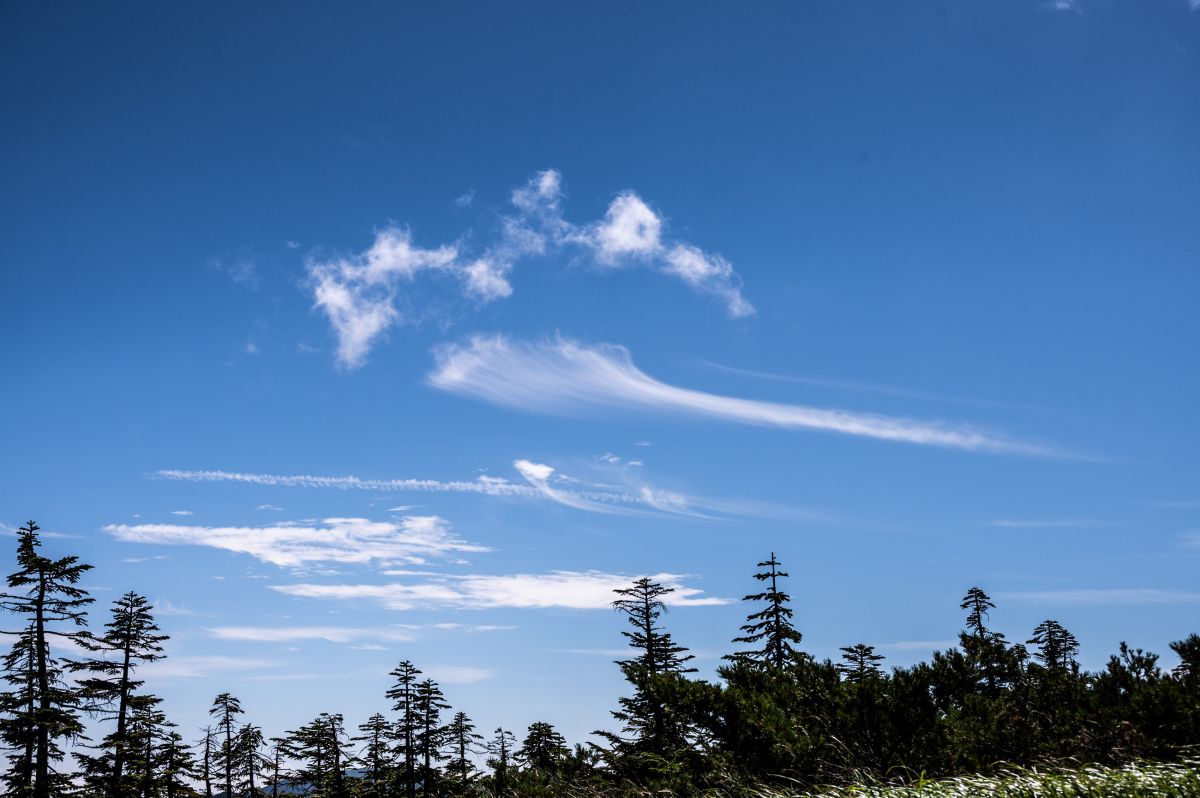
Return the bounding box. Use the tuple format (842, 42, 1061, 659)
(784, 759, 1200, 797)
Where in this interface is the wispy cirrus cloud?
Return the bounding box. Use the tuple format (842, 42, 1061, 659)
(1001, 588, 1200, 605)
(104, 516, 488, 569)
(151, 464, 779, 520)
(429, 336, 1055, 455)
(206, 626, 416, 644)
(989, 519, 1106, 529)
(273, 571, 728, 611)
(309, 170, 752, 368)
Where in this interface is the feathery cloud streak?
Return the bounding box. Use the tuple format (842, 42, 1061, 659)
(429, 336, 1053, 455)
(104, 516, 488, 568)
(272, 571, 728, 611)
(309, 170, 752, 367)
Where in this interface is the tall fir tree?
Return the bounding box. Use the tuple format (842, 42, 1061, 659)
(73, 591, 168, 798)
(960, 587, 997, 639)
(485, 728, 517, 798)
(516, 721, 569, 775)
(729, 553, 803, 670)
(352, 713, 393, 797)
(839, 644, 885, 682)
(600, 577, 697, 761)
(208, 693, 243, 798)
(385, 660, 421, 798)
(443, 711, 482, 794)
(414, 678, 449, 791)
(1027, 619, 1080, 671)
(0, 520, 96, 798)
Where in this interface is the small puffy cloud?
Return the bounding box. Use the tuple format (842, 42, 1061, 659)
(170, 510, 193, 516)
(591, 193, 663, 262)
(462, 259, 513, 301)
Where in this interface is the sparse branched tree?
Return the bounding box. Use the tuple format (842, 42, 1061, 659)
(839, 644, 885, 683)
(208, 693, 243, 798)
(960, 587, 997, 639)
(0, 520, 97, 798)
(72, 591, 168, 798)
(1027, 619, 1080, 671)
(443, 711, 482, 793)
(352, 713, 393, 797)
(729, 553, 804, 670)
(485, 727, 517, 798)
(234, 723, 265, 797)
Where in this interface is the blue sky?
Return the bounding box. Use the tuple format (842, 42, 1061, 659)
(2, 0, 1199, 747)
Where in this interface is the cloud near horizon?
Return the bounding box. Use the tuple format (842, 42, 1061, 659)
(104, 516, 488, 569)
(273, 570, 728, 611)
(428, 336, 1054, 455)
(309, 169, 753, 368)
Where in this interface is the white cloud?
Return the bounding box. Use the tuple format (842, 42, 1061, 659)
(663, 245, 754, 318)
(206, 626, 415, 644)
(989, 519, 1103, 529)
(308, 227, 458, 368)
(152, 467, 725, 519)
(104, 516, 488, 569)
(454, 190, 475, 208)
(590, 193, 663, 261)
(257, 504, 284, 512)
(273, 570, 728, 611)
(428, 335, 1053, 455)
(425, 665, 494, 684)
(141, 655, 275, 680)
(170, 510, 193, 516)
(1001, 589, 1200, 604)
(308, 170, 754, 367)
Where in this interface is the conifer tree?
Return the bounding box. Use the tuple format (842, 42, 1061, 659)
(234, 723, 265, 797)
(600, 577, 697, 760)
(485, 727, 517, 797)
(960, 587, 997, 639)
(839, 644, 885, 682)
(385, 660, 421, 798)
(0, 520, 96, 798)
(730, 553, 803, 670)
(352, 713, 393, 797)
(209, 693, 243, 798)
(443, 711, 482, 793)
(264, 736, 287, 798)
(516, 721, 569, 775)
(156, 729, 200, 798)
(198, 726, 214, 798)
(74, 591, 168, 798)
(1027, 620, 1080, 671)
(414, 679, 449, 790)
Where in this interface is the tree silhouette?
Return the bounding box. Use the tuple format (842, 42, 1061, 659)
(517, 721, 569, 775)
(73, 591, 167, 798)
(730, 553, 803, 670)
(385, 660, 421, 798)
(352, 713, 393, 797)
(0, 520, 96, 798)
(414, 679, 449, 791)
(485, 727, 517, 797)
(444, 711, 482, 793)
(1027, 619, 1079, 671)
(960, 587, 996, 639)
(208, 693, 243, 798)
(839, 644, 885, 682)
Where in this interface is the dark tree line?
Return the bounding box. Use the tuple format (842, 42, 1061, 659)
(2, 524, 1198, 796)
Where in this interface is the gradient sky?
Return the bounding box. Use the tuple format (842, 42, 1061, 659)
(2, 0, 1199, 749)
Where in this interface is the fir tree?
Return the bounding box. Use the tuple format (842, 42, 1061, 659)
(352, 713, 393, 797)
(74, 591, 168, 798)
(208, 693, 243, 798)
(414, 679, 449, 791)
(485, 728, 517, 798)
(600, 577, 697, 761)
(443, 711, 482, 793)
(385, 660, 421, 798)
(1027, 619, 1080, 671)
(0, 520, 96, 798)
(960, 587, 997, 639)
(729, 553, 803, 670)
(234, 723, 265, 797)
(516, 721, 568, 775)
(839, 644, 885, 682)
